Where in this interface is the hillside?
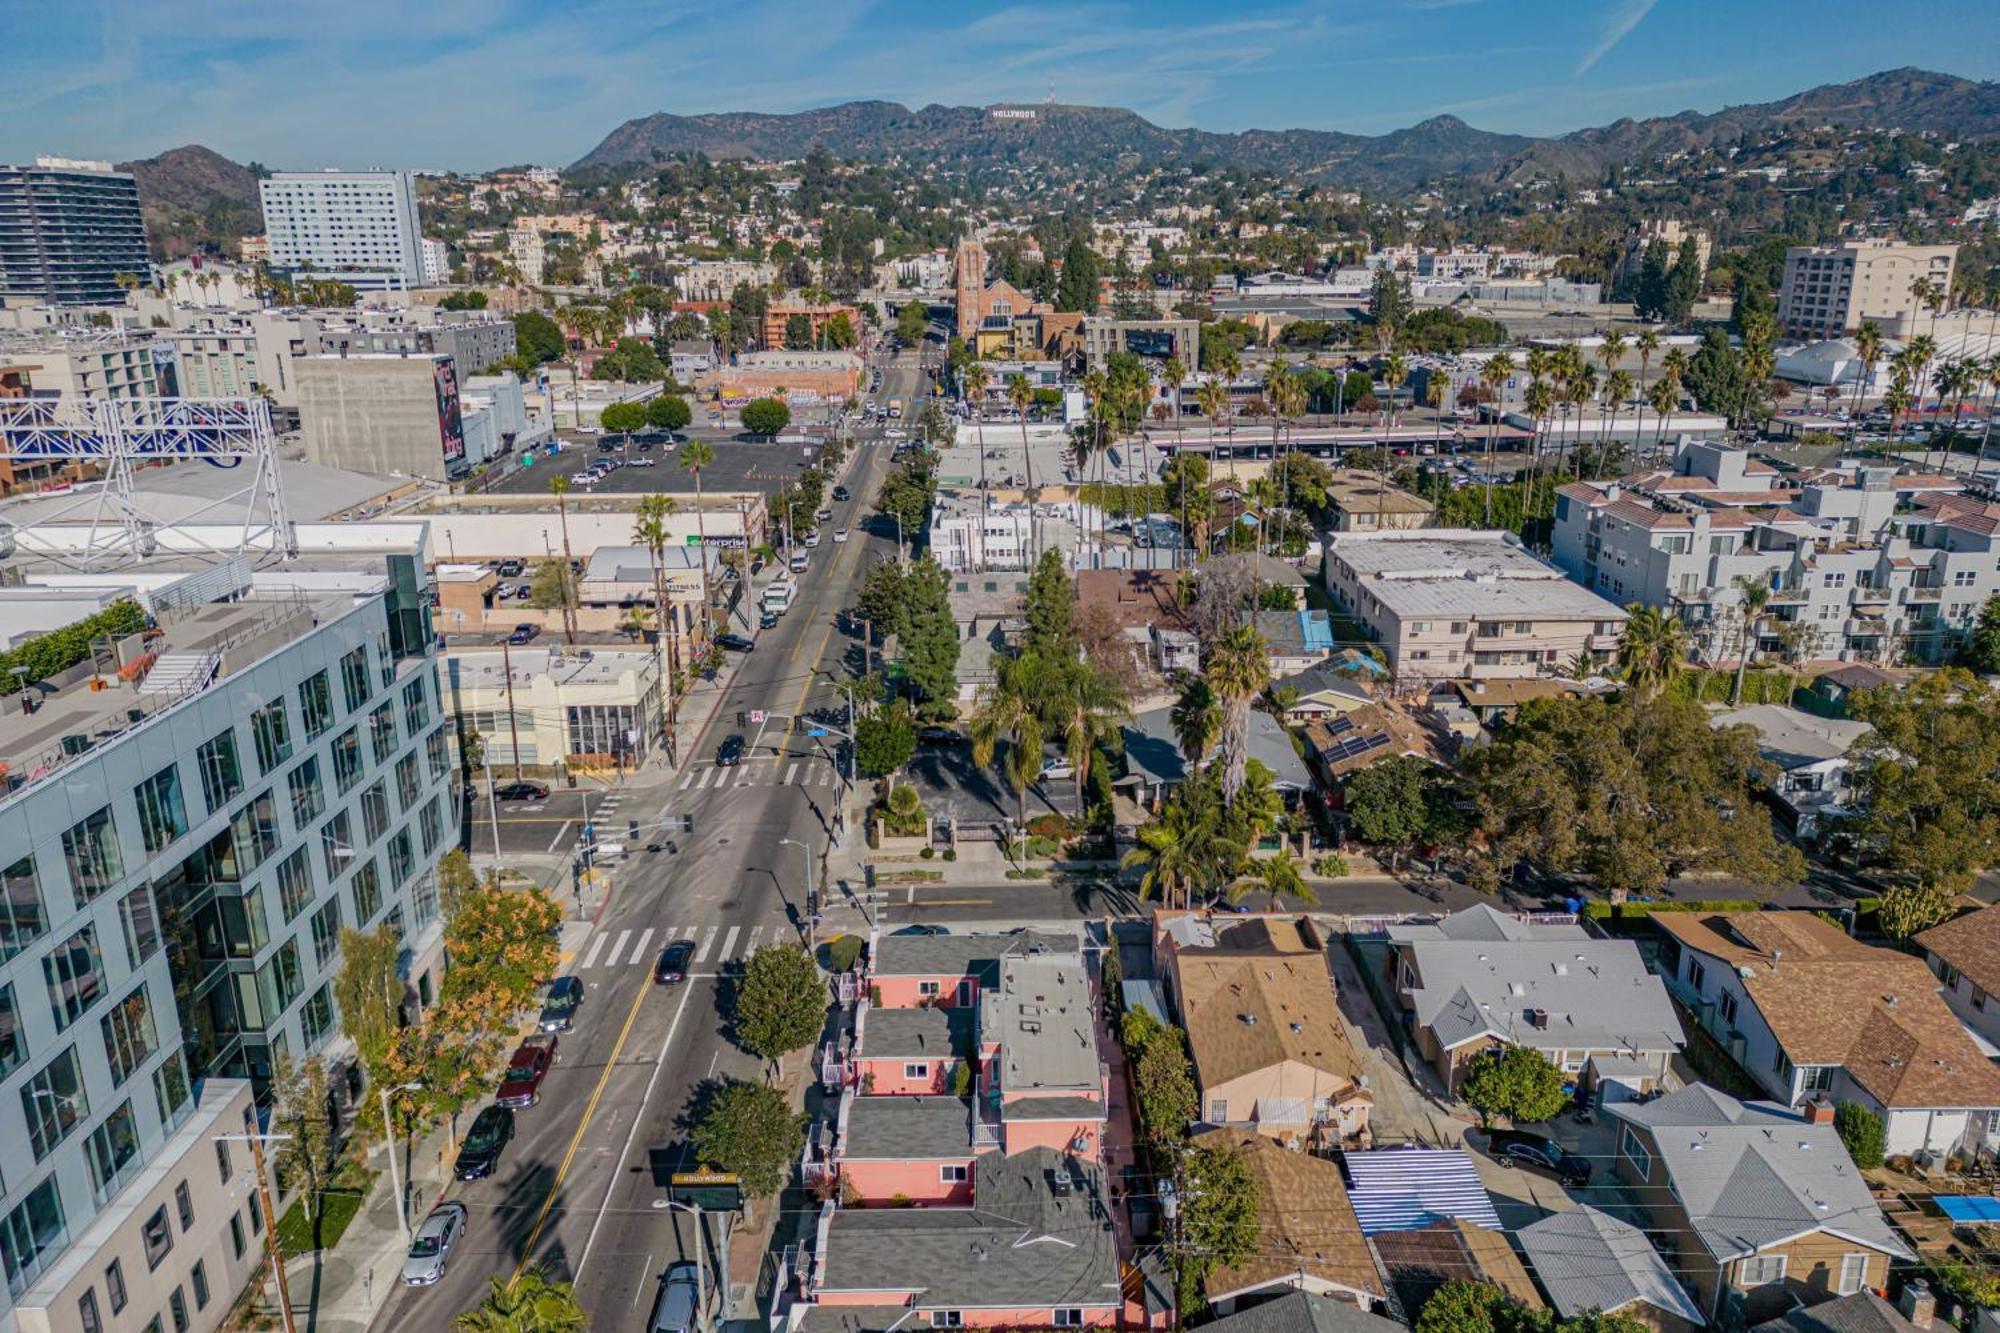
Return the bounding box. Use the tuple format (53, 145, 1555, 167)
(572, 67, 2000, 195)
(114, 145, 261, 260)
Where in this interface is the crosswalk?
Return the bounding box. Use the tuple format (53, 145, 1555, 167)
(676, 762, 841, 792)
(572, 922, 771, 971)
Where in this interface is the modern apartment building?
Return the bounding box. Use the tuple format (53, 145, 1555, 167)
(0, 159, 150, 307)
(1776, 239, 1958, 339)
(258, 171, 425, 292)
(1552, 442, 1989, 663)
(418, 238, 449, 287)
(505, 225, 544, 286)
(0, 557, 447, 1333)
(0, 331, 163, 403)
(1322, 529, 1626, 680)
(927, 491, 1040, 573)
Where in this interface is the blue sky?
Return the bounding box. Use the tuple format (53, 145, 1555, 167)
(3, 0, 1997, 170)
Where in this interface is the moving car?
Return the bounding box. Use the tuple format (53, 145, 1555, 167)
(650, 1262, 707, 1333)
(495, 1035, 558, 1108)
(716, 734, 746, 767)
(715, 633, 755, 652)
(655, 938, 696, 985)
(1485, 1129, 1592, 1186)
(804, 530, 822, 548)
(494, 781, 550, 801)
(816, 508, 833, 523)
(788, 551, 810, 573)
(832, 486, 850, 501)
(833, 527, 850, 543)
(452, 1106, 515, 1180)
(537, 976, 583, 1033)
(759, 610, 779, 630)
(507, 624, 541, 646)
(400, 1203, 467, 1286)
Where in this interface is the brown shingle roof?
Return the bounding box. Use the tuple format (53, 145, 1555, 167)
(1917, 905, 2000, 1003)
(1169, 927, 1369, 1093)
(1370, 1219, 1542, 1318)
(1193, 1129, 1383, 1303)
(1073, 569, 1186, 632)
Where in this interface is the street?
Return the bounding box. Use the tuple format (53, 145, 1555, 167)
(379, 341, 926, 1327)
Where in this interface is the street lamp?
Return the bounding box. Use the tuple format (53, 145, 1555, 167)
(380, 1081, 424, 1241)
(665, 1200, 714, 1333)
(778, 837, 817, 945)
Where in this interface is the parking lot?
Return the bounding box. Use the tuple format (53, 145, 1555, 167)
(899, 738, 1082, 833)
(482, 435, 832, 499)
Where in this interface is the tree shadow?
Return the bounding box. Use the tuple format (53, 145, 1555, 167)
(491, 1157, 563, 1269)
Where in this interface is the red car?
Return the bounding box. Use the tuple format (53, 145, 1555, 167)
(495, 1035, 557, 1108)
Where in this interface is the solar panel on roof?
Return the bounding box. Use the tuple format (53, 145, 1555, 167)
(1323, 716, 1354, 738)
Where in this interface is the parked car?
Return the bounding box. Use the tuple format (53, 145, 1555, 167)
(804, 530, 822, 548)
(833, 527, 850, 543)
(816, 507, 834, 523)
(716, 734, 746, 767)
(715, 633, 755, 652)
(507, 624, 541, 646)
(494, 781, 550, 801)
(832, 486, 850, 502)
(452, 1106, 515, 1180)
(891, 924, 949, 936)
(538, 976, 583, 1033)
(759, 610, 779, 630)
(1039, 757, 1076, 781)
(917, 726, 961, 746)
(400, 1203, 468, 1286)
(650, 1262, 706, 1333)
(655, 938, 696, 985)
(495, 1035, 558, 1108)
(497, 560, 524, 578)
(1485, 1129, 1592, 1185)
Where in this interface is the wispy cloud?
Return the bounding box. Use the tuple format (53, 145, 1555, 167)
(1575, 0, 1657, 76)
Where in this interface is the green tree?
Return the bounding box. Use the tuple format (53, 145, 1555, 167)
(1665, 236, 1703, 324)
(689, 1078, 806, 1197)
(1177, 1143, 1263, 1312)
(1205, 625, 1271, 801)
(599, 400, 647, 434)
(452, 1270, 589, 1333)
(1848, 670, 2000, 898)
(1618, 604, 1688, 699)
(1461, 1044, 1569, 1126)
(436, 847, 479, 917)
(731, 943, 827, 1074)
(515, 310, 567, 364)
(1056, 237, 1101, 313)
(897, 557, 960, 716)
(440, 289, 487, 311)
(1967, 595, 2000, 674)
(824, 311, 857, 349)
(331, 925, 403, 1079)
(1131, 1029, 1197, 1149)
(678, 439, 716, 641)
(646, 394, 692, 432)
(269, 1054, 337, 1229)
(898, 299, 929, 343)
(1343, 755, 1454, 868)
(783, 312, 813, 349)
(526, 557, 577, 612)
(1232, 848, 1314, 910)
(1683, 327, 1752, 425)
(1024, 549, 1074, 656)
(740, 397, 791, 437)
(1416, 1280, 1510, 1333)
(439, 883, 562, 1018)
(970, 649, 1047, 843)
(855, 701, 917, 778)
(1835, 1101, 1885, 1169)
(856, 559, 908, 639)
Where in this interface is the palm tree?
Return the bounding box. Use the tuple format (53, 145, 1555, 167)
(1197, 379, 1231, 482)
(546, 476, 577, 644)
(1478, 352, 1512, 525)
(963, 362, 991, 525)
(1169, 678, 1221, 765)
(1932, 359, 1975, 470)
(1162, 355, 1187, 453)
(1080, 370, 1112, 562)
(1979, 355, 2000, 483)
(1617, 604, 1688, 699)
(1647, 376, 1679, 461)
(1046, 657, 1129, 820)
(452, 1270, 589, 1333)
(1382, 352, 1409, 431)
(677, 439, 716, 644)
(1882, 377, 1914, 457)
(1633, 327, 1660, 421)
(1270, 365, 1307, 544)
(1657, 347, 1690, 460)
(1905, 334, 1938, 440)
(970, 651, 1047, 857)
(1229, 847, 1315, 911)
(1600, 370, 1634, 479)
(1204, 624, 1269, 802)
(1850, 320, 1883, 428)
(1522, 379, 1556, 525)
(1121, 798, 1207, 909)
(632, 493, 682, 763)
(1729, 573, 1774, 706)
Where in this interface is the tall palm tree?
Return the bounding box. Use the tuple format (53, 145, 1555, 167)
(1882, 377, 1914, 458)
(1478, 352, 1512, 526)
(1633, 327, 1660, 418)
(1647, 376, 1679, 461)
(632, 493, 682, 763)
(1170, 678, 1221, 765)
(1204, 624, 1269, 802)
(970, 651, 1047, 855)
(1522, 379, 1556, 526)
(1161, 355, 1187, 454)
(1006, 372, 1038, 557)
(1850, 320, 1883, 427)
(1046, 657, 1129, 820)
(1197, 379, 1231, 481)
(1657, 347, 1690, 460)
(1080, 370, 1112, 562)
(1601, 369, 1634, 478)
(1270, 365, 1307, 544)
(963, 362, 991, 527)
(1617, 604, 1688, 699)
(1230, 847, 1315, 910)
(1729, 573, 1774, 706)
(1382, 352, 1409, 431)
(1121, 797, 1207, 910)
(547, 476, 577, 644)
(677, 439, 716, 644)
(1931, 358, 1975, 471)
(1979, 355, 2000, 483)
(1905, 334, 1939, 439)
(452, 1270, 589, 1333)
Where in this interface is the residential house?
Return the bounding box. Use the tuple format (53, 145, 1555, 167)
(1915, 903, 2000, 1053)
(1119, 705, 1316, 810)
(850, 1006, 975, 1095)
(1273, 662, 1376, 724)
(1652, 911, 2000, 1158)
(1193, 1129, 1387, 1315)
(1709, 705, 1872, 837)
(1801, 664, 1912, 719)
(1324, 470, 1435, 533)
(1386, 905, 1684, 1099)
(1228, 554, 1310, 607)
(1607, 1084, 1915, 1325)
(1343, 1148, 1503, 1236)
(1442, 677, 1599, 729)
(977, 952, 1109, 1159)
(1195, 1292, 1407, 1333)
(1155, 914, 1373, 1147)
(1752, 1290, 1938, 1333)
(1304, 705, 1441, 795)
(1254, 609, 1338, 676)
(866, 929, 1073, 1009)
(1517, 1206, 1707, 1333)
(1371, 1220, 1543, 1325)
(833, 1094, 977, 1205)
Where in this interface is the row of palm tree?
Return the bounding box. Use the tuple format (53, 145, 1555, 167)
(968, 643, 1131, 836)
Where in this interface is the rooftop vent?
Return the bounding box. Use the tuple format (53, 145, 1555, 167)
(1239, 1013, 1257, 1025)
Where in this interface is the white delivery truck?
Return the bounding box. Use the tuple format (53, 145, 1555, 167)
(762, 578, 797, 614)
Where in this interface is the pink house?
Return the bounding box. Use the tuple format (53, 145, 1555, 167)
(867, 929, 1075, 1010)
(850, 1004, 975, 1097)
(833, 1092, 976, 1206)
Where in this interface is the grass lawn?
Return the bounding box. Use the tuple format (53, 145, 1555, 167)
(274, 1161, 378, 1254)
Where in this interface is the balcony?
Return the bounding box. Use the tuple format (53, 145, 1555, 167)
(1907, 586, 1943, 602)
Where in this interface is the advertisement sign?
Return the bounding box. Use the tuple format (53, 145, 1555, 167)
(435, 359, 466, 466)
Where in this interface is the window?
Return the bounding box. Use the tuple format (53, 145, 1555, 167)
(105, 1260, 126, 1310)
(175, 1180, 194, 1230)
(939, 1164, 968, 1183)
(118, 886, 160, 969)
(310, 898, 342, 970)
(1738, 1253, 1785, 1287)
(85, 1101, 140, 1198)
(904, 1062, 929, 1080)
(192, 1260, 209, 1310)
(215, 1140, 233, 1186)
(196, 730, 243, 811)
(78, 1290, 102, 1333)
(340, 646, 371, 712)
(228, 1214, 245, 1261)
(420, 796, 444, 856)
(331, 727, 362, 794)
(320, 810, 353, 881)
(228, 791, 280, 874)
(369, 702, 398, 763)
(917, 980, 941, 998)
(44, 925, 105, 1031)
(1800, 1065, 1835, 1094)
(23, 1047, 89, 1160)
(930, 1314, 963, 1329)
(387, 829, 415, 888)
(1055, 1310, 1085, 1328)
(1686, 958, 1706, 991)
(1837, 1252, 1868, 1296)
(297, 672, 333, 741)
(1619, 1125, 1652, 1178)
(302, 984, 334, 1046)
(62, 807, 124, 902)
(1977, 987, 1991, 1013)
(252, 700, 293, 773)
(250, 939, 304, 1026)
(275, 848, 314, 923)
(403, 676, 430, 733)
(0, 855, 45, 964)
(1208, 1099, 1228, 1123)
(360, 782, 390, 844)
(288, 756, 325, 828)
(101, 984, 159, 1086)
(1719, 990, 1739, 1024)
(247, 1197, 262, 1235)
(153, 1050, 191, 1125)
(426, 726, 450, 781)
(395, 752, 421, 808)
(141, 1204, 173, 1269)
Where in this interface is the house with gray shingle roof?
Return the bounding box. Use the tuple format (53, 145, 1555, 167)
(1197, 1292, 1405, 1333)
(1517, 1205, 1706, 1333)
(833, 1094, 976, 1205)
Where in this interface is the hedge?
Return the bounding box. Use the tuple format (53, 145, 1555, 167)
(1078, 483, 1169, 519)
(1580, 898, 1764, 921)
(0, 599, 147, 687)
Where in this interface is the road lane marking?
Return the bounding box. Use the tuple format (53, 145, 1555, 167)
(678, 770, 695, 791)
(580, 932, 608, 969)
(719, 925, 740, 960)
(546, 819, 573, 854)
(735, 767, 756, 788)
(695, 927, 718, 962)
(745, 925, 765, 955)
(510, 953, 665, 1283)
(783, 762, 798, 785)
(608, 929, 631, 965)
(630, 928, 654, 965)
(573, 979, 699, 1283)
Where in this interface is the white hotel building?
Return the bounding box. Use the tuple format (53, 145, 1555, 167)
(258, 171, 426, 292)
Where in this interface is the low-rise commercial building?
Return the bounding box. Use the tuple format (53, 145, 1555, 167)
(443, 645, 664, 773)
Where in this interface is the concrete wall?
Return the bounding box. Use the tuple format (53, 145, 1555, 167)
(297, 355, 451, 481)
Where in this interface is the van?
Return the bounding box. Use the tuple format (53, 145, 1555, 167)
(650, 1262, 704, 1333)
(763, 578, 797, 612)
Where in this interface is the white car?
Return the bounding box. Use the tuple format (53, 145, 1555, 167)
(1039, 757, 1076, 781)
(833, 527, 850, 543)
(804, 530, 822, 548)
(789, 552, 811, 573)
(816, 508, 833, 523)
(884, 428, 908, 440)
(401, 1203, 467, 1286)
(629, 458, 657, 467)
(569, 472, 595, 484)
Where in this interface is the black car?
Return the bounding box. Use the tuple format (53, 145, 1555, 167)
(495, 781, 550, 801)
(497, 560, 525, 578)
(538, 976, 583, 1033)
(891, 924, 948, 936)
(917, 726, 961, 746)
(453, 1106, 515, 1180)
(716, 734, 746, 767)
(716, 633, 755, 652)
(1485, 1129, 1592, 1186)
(655, 939, 696, 985)
(507, 623, 540, 646)
(832, 485, 850, 501)
(759, 610, 779, 630)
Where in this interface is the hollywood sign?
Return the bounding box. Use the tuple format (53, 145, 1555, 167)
(989, 109, 1037, 121)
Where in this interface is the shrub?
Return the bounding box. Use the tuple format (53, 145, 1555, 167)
(942, 848, 957, 862)
(1835, 1101, 1885, 1169)
(949, 1061, 973, 1096)
(1313, 853, 1348, 878)
(1024, 835, 1061, 858)
(918, 846, 934, 859)
(1026, 813, 1073, 839)
(1579, 898, 1763, 921)
(0, 599, 147, 687)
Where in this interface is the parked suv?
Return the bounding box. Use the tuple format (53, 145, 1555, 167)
(1485, 1129, 1591, 1186)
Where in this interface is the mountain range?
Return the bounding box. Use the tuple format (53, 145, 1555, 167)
(114, 144, 260, 260)
(572, 67, 2000, 194)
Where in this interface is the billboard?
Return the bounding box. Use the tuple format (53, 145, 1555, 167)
(435, 358, 466, 466)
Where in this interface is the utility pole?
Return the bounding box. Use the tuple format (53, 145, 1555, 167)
(378, 1082, 424, 1242)
(217, 1131, 297, 1333)
(500, 638, 525, 781)
(667, 1201, 711, 1333)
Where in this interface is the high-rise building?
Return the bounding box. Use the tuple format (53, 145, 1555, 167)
(506, 224, 544, 285)
(258, 170, 425, 291)
(0, 556, 447, 1332)
(419, 236, 450, 287)
(0, 157, 150, 306)
(1777, 239, 1958, 340)
(953, 236, 987, 340)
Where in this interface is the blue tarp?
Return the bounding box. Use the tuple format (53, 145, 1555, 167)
(1935, 1196, 2000, 1224)
(1299, 610, 1335, 654)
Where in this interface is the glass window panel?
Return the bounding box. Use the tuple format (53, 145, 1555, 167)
(359, 782, 389, 845)
(426, 725, 449, 780)
(331, 728, 362, 794)
(339, 647, 370, 713)
(85, 1100, 140, 1195)
(228, 791, 279, 874)
(0, 856, 47, 962)
(387, 829, 415, 889)
(252, 700, 292, 772)
(301, 984, 333, 1047)
(402, 676, 430, 733)
(23, 1047, 89, 1161)
(319, 810, 353, 882)
(297, 672, 333, 741)
(100, 984, 159, 1086)
(118, 887, 160, 969)
(395, 753, 420, 809)
(286, 756, 324, 829)
(351, 857, 382, 924)
(0, 1177, 66, 1297)
(310, 899, 342, 970)
(134, 766, 189, 854)
(43, 926, 105, 1031)
(62, 807, 124, 903)
(369, 703, 398, 764)
(275, 848, 314, 924)
(0, 984, 22, 1081)
(195, 731, 242, 812)
(152, 1051, 191, 1125)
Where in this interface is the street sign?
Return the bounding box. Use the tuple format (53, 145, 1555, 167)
(749, 710, 767, 723)
(669, 1169, 744, 1212)
(807, 727, 827, 738)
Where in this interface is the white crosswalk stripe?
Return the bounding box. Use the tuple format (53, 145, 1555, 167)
(576, 922, 764, 969)
(694, 926, 719, 963)
(678, 770, 696, 791)
(734, 767, 756, 787)
(608, 929, 630, 966)
(719, 925, 741, 960)
(783, 762, 798, 785)
(580, 931, 608, 970)
(629, 928, 654, 965)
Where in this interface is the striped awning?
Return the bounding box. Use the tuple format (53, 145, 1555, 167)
(1344, 1148, 1502, 1235)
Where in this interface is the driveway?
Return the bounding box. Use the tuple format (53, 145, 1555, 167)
(900, 740, 1081, 831)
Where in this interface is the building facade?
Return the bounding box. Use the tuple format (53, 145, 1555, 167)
(1777, 240, 1958, 340)
(295, 353, 469, 482)
(418, 238, 449, 287)
(0, 159, 149, 307)
(258, 171, 426, 291)
(442, 647, 664, 773)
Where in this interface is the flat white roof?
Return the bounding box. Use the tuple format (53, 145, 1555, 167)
(1331, 529, 1627, 621)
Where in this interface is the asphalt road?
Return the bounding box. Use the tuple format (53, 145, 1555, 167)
(380, 344, 923, 1328)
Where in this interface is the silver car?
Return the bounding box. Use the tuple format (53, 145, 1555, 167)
(400, 1203, 467, 1286)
